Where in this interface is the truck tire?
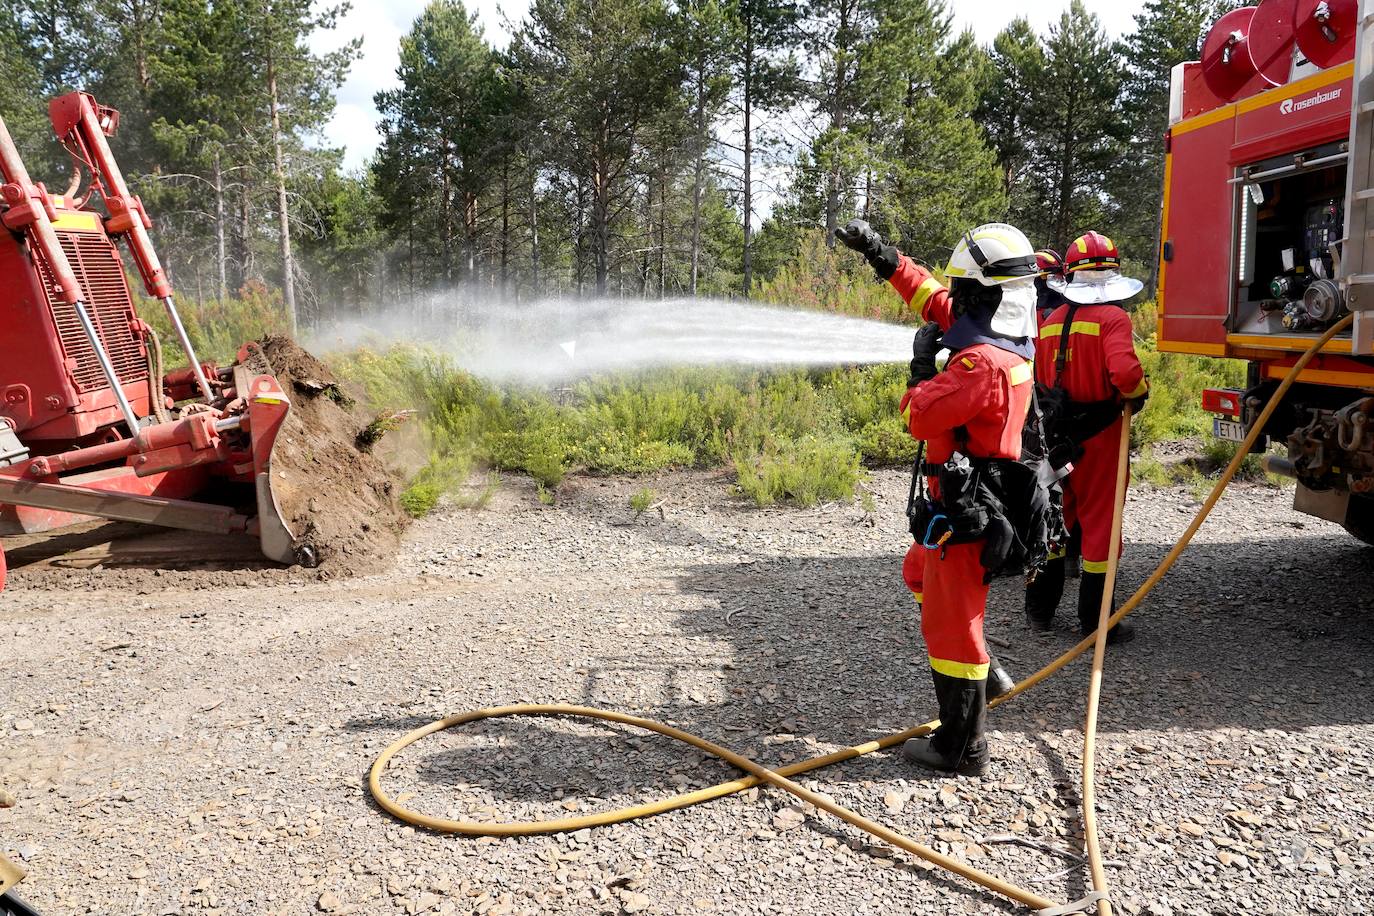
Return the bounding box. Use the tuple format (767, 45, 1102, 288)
(1342, 494, 1374, 546)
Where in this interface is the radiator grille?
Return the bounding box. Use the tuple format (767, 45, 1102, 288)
(36, 230, 147, 392)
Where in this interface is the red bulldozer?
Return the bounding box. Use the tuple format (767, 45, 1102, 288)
(0, 92, 314, 591)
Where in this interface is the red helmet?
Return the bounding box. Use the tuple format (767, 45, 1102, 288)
(1065, 231, 1121, 273)
(1035, 248, 1064, 278)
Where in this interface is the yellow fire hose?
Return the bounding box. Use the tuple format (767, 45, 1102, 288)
(370, 314, 1353, 914)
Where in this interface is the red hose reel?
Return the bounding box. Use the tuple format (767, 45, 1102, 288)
(1198, 0, 1356, 104)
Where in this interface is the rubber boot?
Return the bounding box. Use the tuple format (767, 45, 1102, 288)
(987, 655, 1015, 701)
(903, 672, 989, 776)
(1078, 570, 1135, 644)
(1024, 555, 1065, 631)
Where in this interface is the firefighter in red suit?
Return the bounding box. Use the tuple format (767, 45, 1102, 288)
(1025, 231, 1147, 643)
(836, 219, 1039, 775)
(1035, 248, 1067, 322)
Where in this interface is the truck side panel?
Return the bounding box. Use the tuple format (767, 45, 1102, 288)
(1159, 113, 1234, 355)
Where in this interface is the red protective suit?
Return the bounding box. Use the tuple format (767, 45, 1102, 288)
(889, 256, 1034, 681)
(1034, 302, 1147, 574)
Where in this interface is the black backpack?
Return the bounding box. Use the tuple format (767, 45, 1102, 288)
(906, 377, 1066, 585)
(1036, 302, 1124, 471)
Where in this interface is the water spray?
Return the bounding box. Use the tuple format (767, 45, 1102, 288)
(309, 296, 912, 381)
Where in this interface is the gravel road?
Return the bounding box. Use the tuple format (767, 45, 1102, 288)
(2, 469, 1372, 915)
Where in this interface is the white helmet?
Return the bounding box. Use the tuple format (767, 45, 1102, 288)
(942, 223, 1038, 286)
(942, 222, 1039, 341)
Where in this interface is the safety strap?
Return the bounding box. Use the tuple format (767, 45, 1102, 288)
(1036, 891, 1110, 916)
(907, 441, 927, 505)
(1052, 302, 1082, 390)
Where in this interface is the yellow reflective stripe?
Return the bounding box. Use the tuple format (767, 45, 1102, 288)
(1008, 361, 1033, 385)
(930, 657, 990, 680)
(1082, 559, 1110, 574)
(1124, 378, 1148, 399)
(911, 276, 943, 312)
(1048, 545, 1066, 560)
(912, 592, 923, 605)
(1038, 321, 1100, 338)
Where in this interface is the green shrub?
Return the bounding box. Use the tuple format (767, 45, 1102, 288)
(732, 436, 864, 507)
(629, 487, 657, 517)
(400, 481, 442, 517)
(1198, 438, 1268, 482)
(753, 229, 916, 322)
(1128, 300, 1248, 451)
(137, 280, 289, 365)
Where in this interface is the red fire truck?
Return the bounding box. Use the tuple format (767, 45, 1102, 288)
(1160, 0, 1374, 540)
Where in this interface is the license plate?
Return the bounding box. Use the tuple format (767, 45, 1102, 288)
(1213, 418, 1246, 442)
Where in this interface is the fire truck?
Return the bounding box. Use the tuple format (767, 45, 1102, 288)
(1160, 0, 1374, 541)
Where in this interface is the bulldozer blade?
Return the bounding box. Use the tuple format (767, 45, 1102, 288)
(237, 368, 316, 567)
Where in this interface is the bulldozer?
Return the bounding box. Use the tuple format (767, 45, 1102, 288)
(0, 92, 314, 591)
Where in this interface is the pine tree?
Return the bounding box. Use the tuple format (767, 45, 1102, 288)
(673, 0, 735, 294)
(1113, 0, 1238, 284)
(0, 5, 52, 168)
(1022, 0, 1127, 251)
(975, 18, 1044, 205)
(511, 0, 682, 297)
(375, 0, 501, 288)
(225, 0, 358, 330)
(730, 0, 801, 296)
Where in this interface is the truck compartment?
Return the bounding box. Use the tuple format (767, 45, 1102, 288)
(1231, 143, 1351, 341)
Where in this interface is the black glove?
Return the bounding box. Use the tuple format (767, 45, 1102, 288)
(908, 322, 943, 386)
(1125, 386, 1149, 414)
(833, 218, 899, 280)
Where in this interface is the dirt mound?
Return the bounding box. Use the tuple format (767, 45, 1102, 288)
(245, 335, 409, 577)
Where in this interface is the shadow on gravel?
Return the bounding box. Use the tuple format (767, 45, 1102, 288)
(666, 530, 1374, 747)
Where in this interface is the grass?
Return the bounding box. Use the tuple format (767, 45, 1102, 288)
(331, 346, 917, 508)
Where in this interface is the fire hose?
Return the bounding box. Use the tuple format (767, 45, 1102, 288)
(370, 314, 1353, 914)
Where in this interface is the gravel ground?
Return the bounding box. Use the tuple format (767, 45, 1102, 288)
(2, 469, 1373, 916)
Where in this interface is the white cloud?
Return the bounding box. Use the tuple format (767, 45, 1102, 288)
(315, 0, 1150, 172)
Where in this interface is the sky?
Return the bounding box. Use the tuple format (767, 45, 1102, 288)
(312, 0, 1151, 172)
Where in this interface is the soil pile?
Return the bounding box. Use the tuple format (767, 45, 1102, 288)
(245, 335, 409, 576)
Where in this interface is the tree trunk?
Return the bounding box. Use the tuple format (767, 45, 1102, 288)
(529, 161, 540, 297)
(238, 177, 253, 285)
(658, 161, 667, 299)
(267, 50, 297, 335)
(741, 20, 754, 298)
(501, 158, 510, 297)
(824, 0, 853, 247)
(441, 136, 453, 284)
(593, 129, 611, 297)
(213, 152, 227, 301)
(464, 188, 477, 282)
(690, 65, 706, 296)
